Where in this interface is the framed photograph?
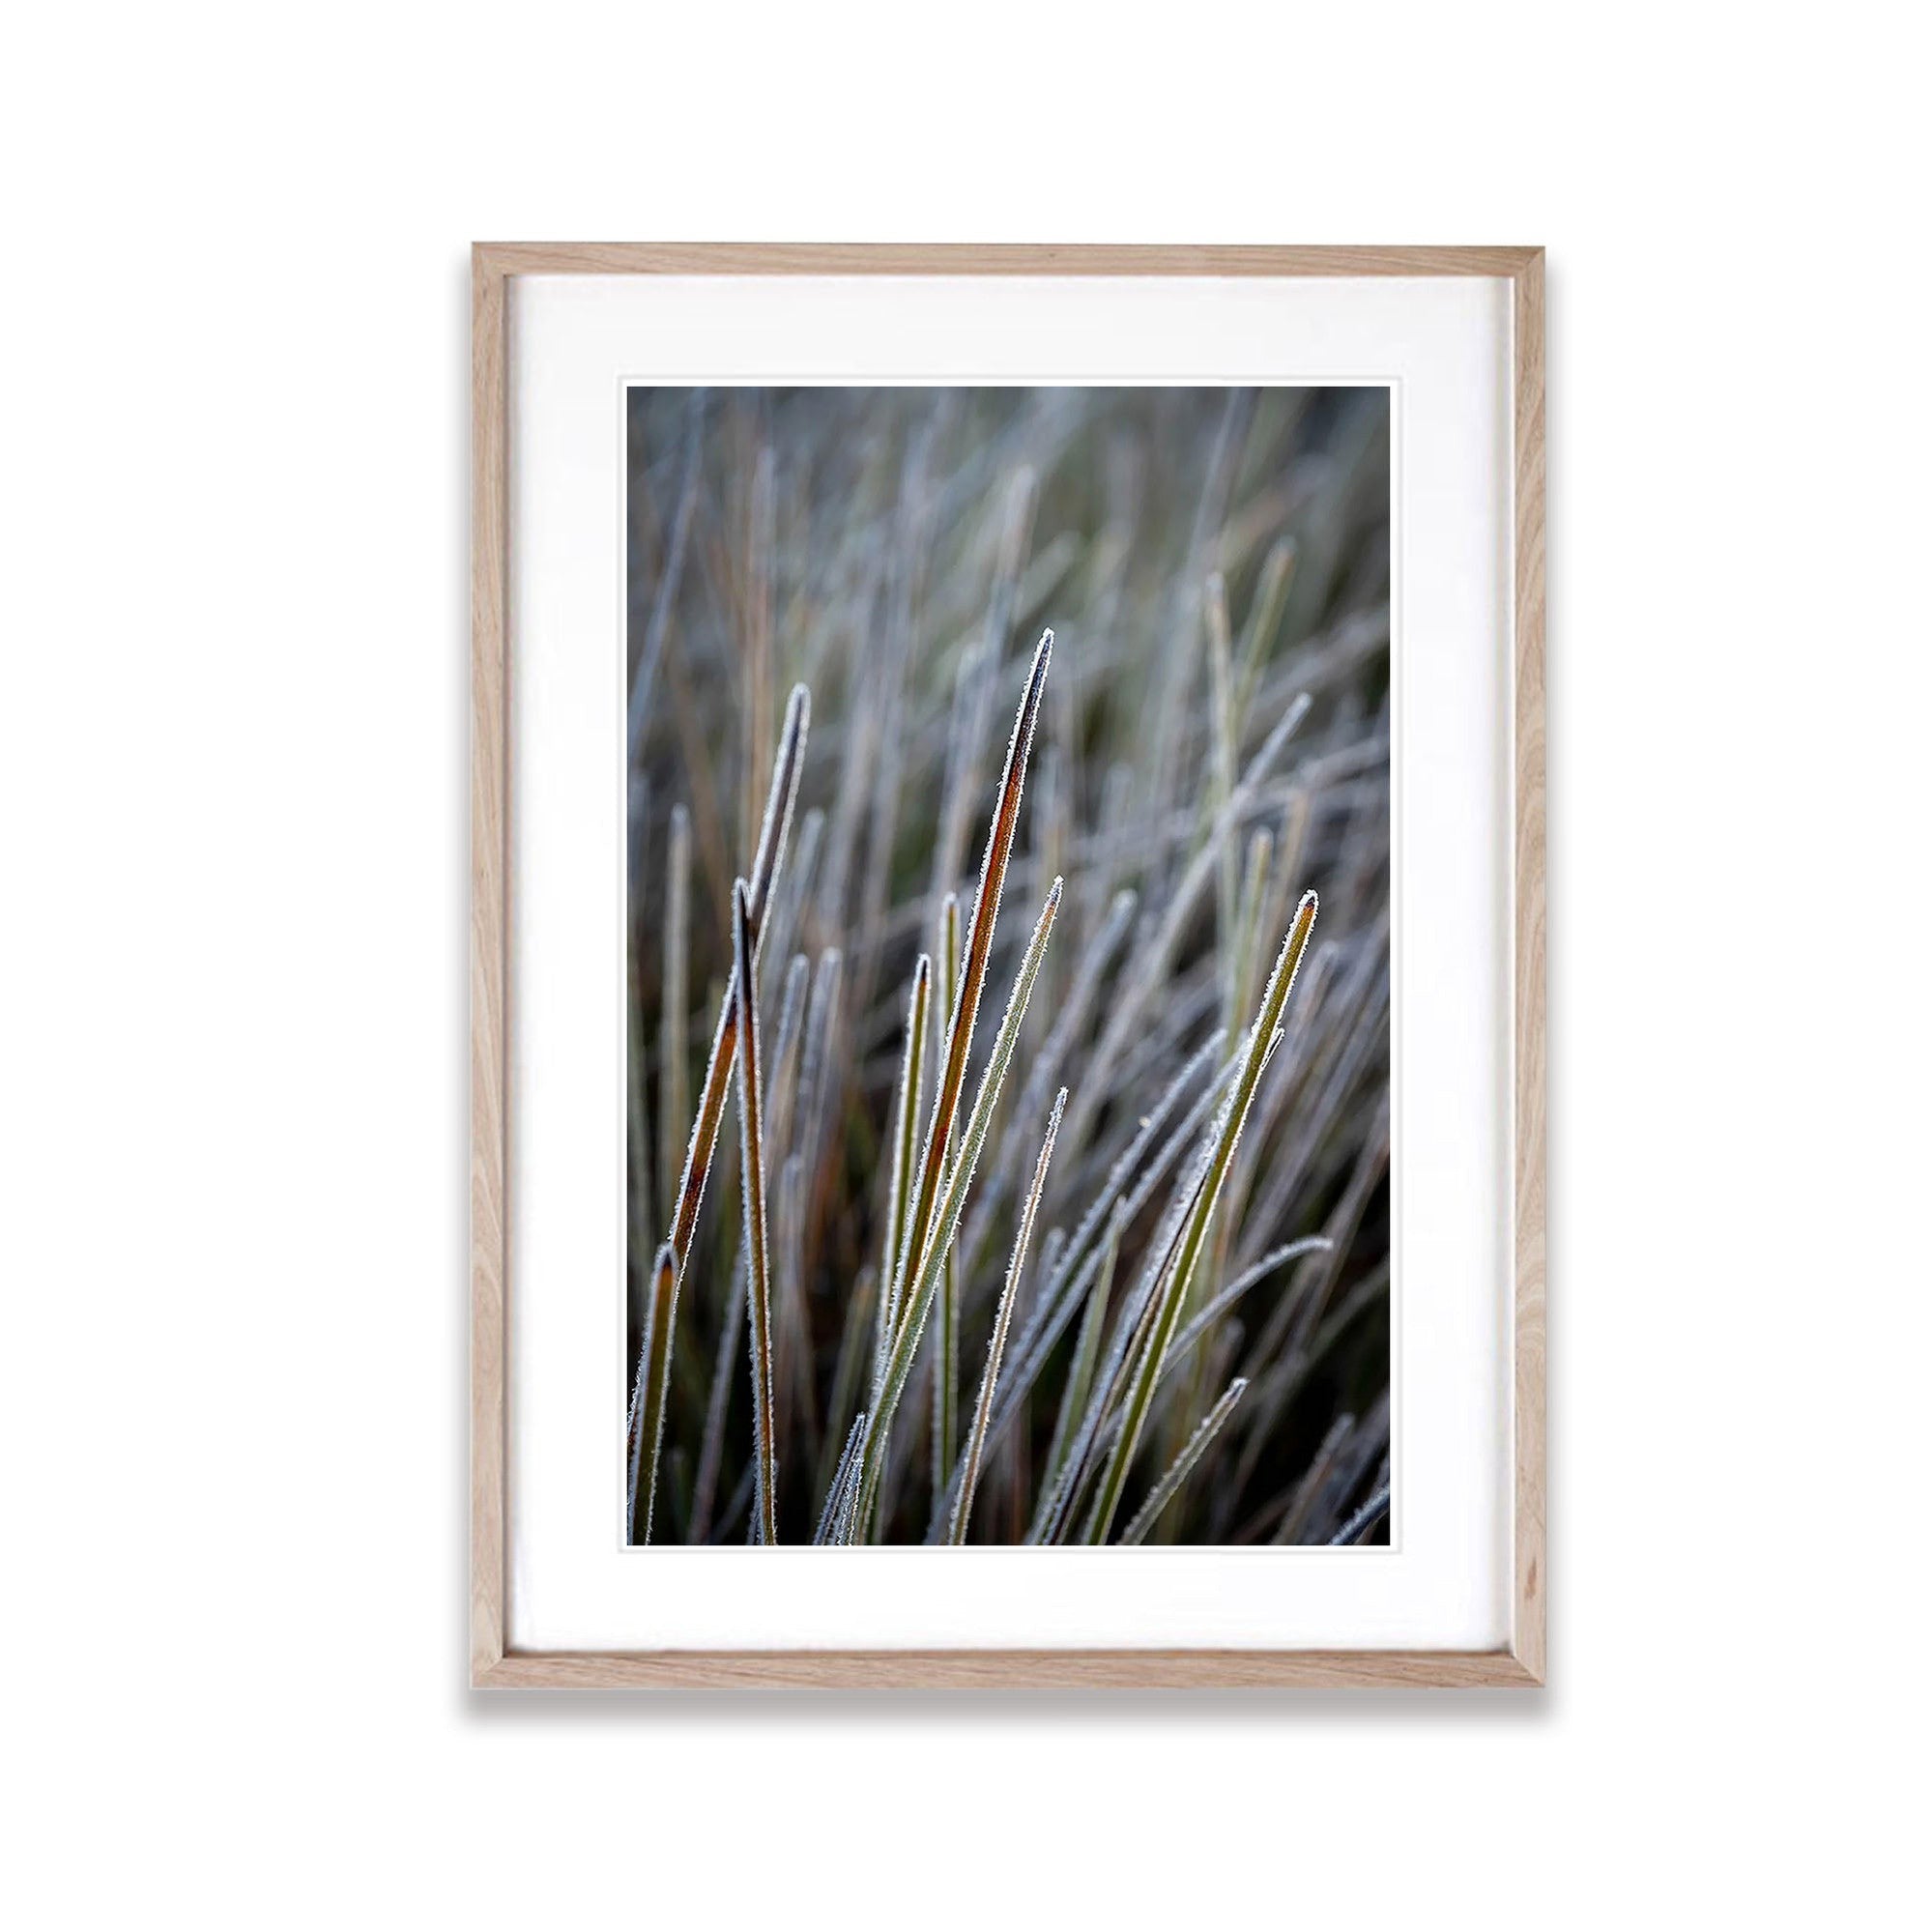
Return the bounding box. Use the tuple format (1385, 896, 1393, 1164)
(472, 245, 1544, 1687)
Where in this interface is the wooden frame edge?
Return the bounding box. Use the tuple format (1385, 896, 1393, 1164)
(470, 245, 1546, 1689)
(472, 242, 1542, 280)
(472, 246, 510, 1682)
(1511, 250, 1547, 1686)
(474, 1649, 1538, 1690)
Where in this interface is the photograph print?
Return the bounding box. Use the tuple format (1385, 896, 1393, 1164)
(623, 385, 1391, 1547)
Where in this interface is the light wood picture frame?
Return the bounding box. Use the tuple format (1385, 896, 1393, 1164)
(472, 244, 1545, 1688)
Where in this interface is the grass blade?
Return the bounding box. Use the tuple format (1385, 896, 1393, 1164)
(949, 1087, 1066, 1543)
(626, 389, 706, 765)
(730, 879, 778, 1543)
(623, 944, 655, 1447)
(815, 1265, 879, 1504)
(667, 684, 809, 1273)
(893, 628, 1053, 1318)
(687, 1251, 744, 1543)
(1303, 1391, 1390, 1543)
(740, 441, 776, 861)
(1081, 888, 1320, 1544)
(1038, 1153, 1213, 1545)
(1160, 1236, 1333, 1394)
(625, 1242, 679, 1543)
(773, 1151, 812, 1449)
(855, 876, 1062, 1535)
(1233, 534, 1297, 722)
(958, 884, 1137, 1281)
(1038, 1211, 1121, 1509)
(1265, 1411, 1356, 1545)
(832, 1412, 871, 1545)
(930, 891, 961, 1523)
(684, 951, 809, 1533)
(814, 1409, 868, 1546)
(1331, 1483, 1392, 1546)
(999, 1030, 1226, 1419)
(1144, 389, 1252, 822)
(760, 954, 813, 1163)
(1203, 573, 1240, 1030)
(657, 804, 692, 1228)
(1059, 689, 1311, 1160)
(793, 948, 845, 1177)
(874, 954, 931, 1395)
(760, 806, 822, 997)
(972, 1046, 1243, 1539)
(931, 470, 1037, 904)
(1116, 1376, 1250, 1546)
(1083, 1228, 1334, 1509)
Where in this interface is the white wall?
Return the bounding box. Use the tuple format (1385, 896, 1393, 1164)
(3, 6, 1923, 1924)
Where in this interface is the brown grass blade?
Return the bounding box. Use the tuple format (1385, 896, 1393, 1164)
(893, 628, 1053, 1308)
(624, 1241, 679, 1543)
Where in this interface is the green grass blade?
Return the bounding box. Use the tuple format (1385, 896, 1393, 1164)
(1081, 888, 1319, 1544)
(1040, 1153, 1212, 1545)
(854, 876, 1062, 1535)
(966, 1048, 1243, 1540)
(1002, 1027, 1226, 1396)
(1081, 1231, 1334, 1506)
(1161, 1236, 1333, 1393)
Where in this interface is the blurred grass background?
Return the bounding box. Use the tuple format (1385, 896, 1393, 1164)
(626, 385, 1390, 1544)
